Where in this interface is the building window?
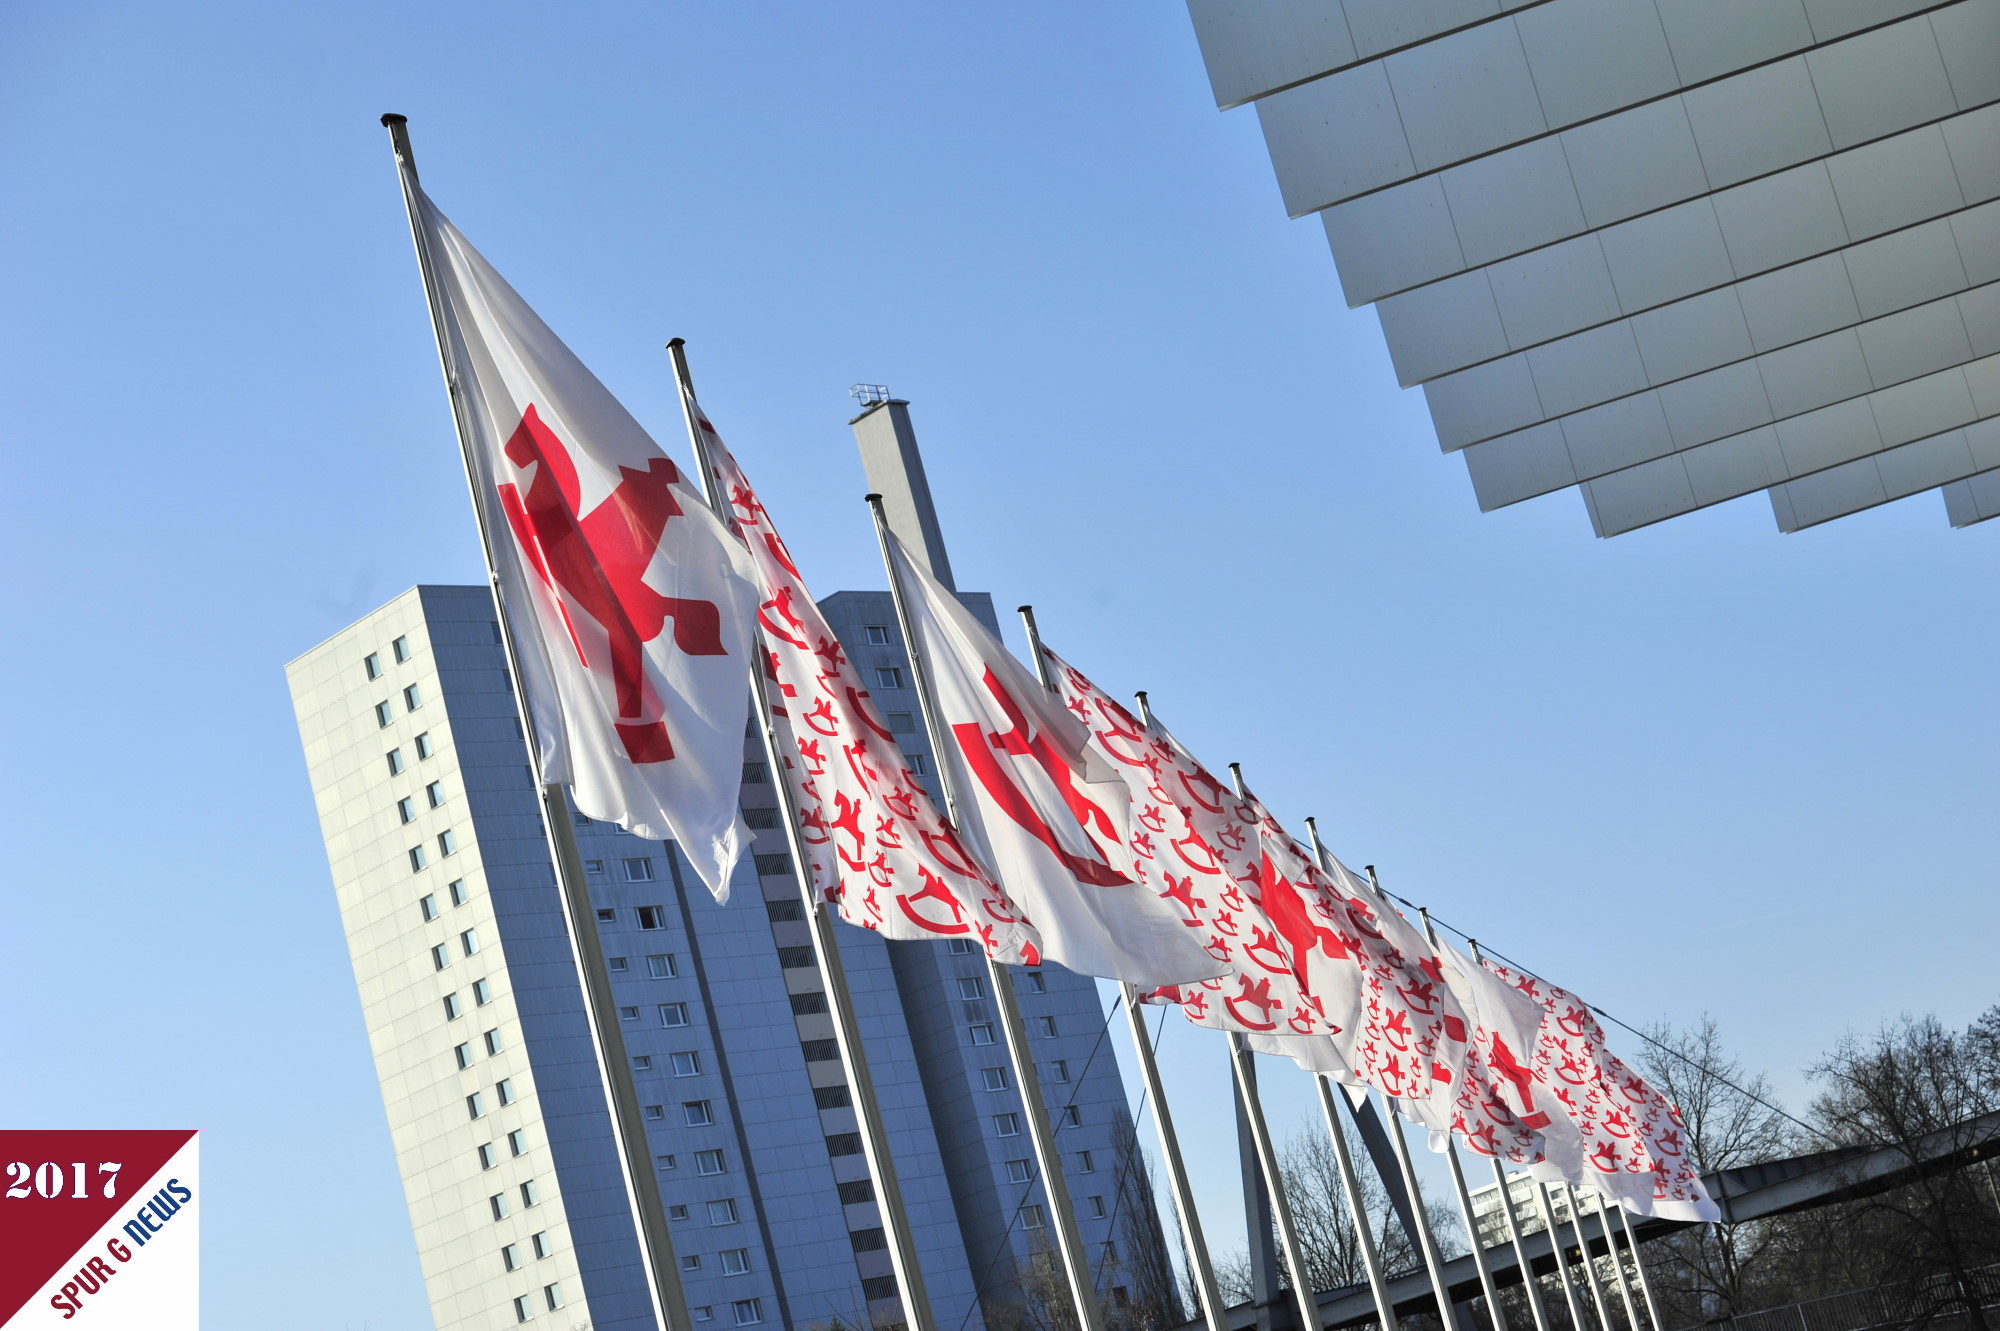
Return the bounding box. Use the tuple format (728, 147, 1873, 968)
(903, 753, 928, 776)
(438, 829, 457, 857)
(660, 1002, 689, 1027)
(865, 625, 890, 644)
(375, 701, 394, 728)
(633, 1055, 653, 1071)
(765, 898, 804, 923)
(598, 907, 618, 924)
(448, 879, 469, 906)
(707, 1199, 740, 1225)
(947, 938, 977, 954)
(477, 1143, 497, 1170)
(647, 954, 678, 978)
(431, 944, 451, 972)
(1035, 1016, 1057, 1038)
(788, 992, 827, 1015)
(1087, 1195, 1107, 1218)
(682, 1255, 702, 1272)
(657, 1154, 677, 1171)
(742, 806, 779, 829)
(1101, 1242, 1117, 1262)
(1021, 971, 1046, 994)
(443, 993, 463, 1021)
(954, 976, 984, 999)
(502, 1242, 521, 1272)
(967, 1023, 995, 1045)
(801, 1039, 839, 1062)
(980, 1067, 1009, 1091)
(410, 846, 430, 873)
(496, 1078, 516, 1106)
(460, 927, 479, 956)
(1004, 1159, 1032, 1183)
(671, 1051, 703, 1077)
(573, 811, 591, 827)
(1075, 1150, 1095, 1172)
(1022, 1205, 1045, 1228)
(720, 1247, 750, 1275)
(753, 853, 791, 877)
(695, 1149, 727, 1176)
(532, 1231, 552, 1259)
(620, 1006, 641, 1022)
(862, 1277, 899, 1302)
(364, 652, 382, 680)
(509, 1129, 527, 1157)
(519, 1180, 539, 1208)
(670, 1205, 690, 1222)
(397, 796, 417, 824)
(454, 1042, 475, 1070)
(684, 1101, 715, 1126)
(415, 732, 435, 759)
(623, 857, 655, 882)
(777, 946, 815, 969)
(838, 1180, 875, 1205)
(694, 1307, 713, 1323)
(1059, 1105, 1082, 1127)
(873, 667, 904, 689)
(992, 1114, 1021, 1137)
(543, 1283, 563, 1312)
(484, 1028, 503, 1056)
(512, 1294, 532, 1323)
(403, 684, 422, 711)
(585, 859, 606, 875)
(644, 1104, 665, 1121)
(609, 956, 630, 973)
(392, 635, 411, 663)
(473, 978, 494, 1005)
(825, 1133, 863, 1157)
(420, 894, 439, 921)
(636, 906, 667, 930)
(489, 1193, 509, 1221)
(813, 1085, 853, 1110)
(386, 749, 405, 776)
(742, 762, 769, 784)
(731, 1299, 765, 1325)
(1113, 1287, 1129, 1308)
(426, 780, 445, 808)
(850, 1228, 887, 1252)
(887, 710, 915, 733)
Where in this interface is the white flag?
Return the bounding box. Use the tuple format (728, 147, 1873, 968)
(404, 177, 758, 897)
(884, 535, 1224, 987)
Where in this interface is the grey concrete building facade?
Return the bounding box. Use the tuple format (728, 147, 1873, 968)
(1188, 0, 2000, 533)
(288, 584, 1166, 1331)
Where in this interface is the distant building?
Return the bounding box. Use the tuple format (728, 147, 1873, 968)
(287, 579, 1165, 1331)
(1188, 0, 2000, 533)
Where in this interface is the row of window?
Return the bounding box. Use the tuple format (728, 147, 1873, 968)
(374, 683, 424, 728)
(965, 1014, 1059, 1045)
(489, 1177, 541, 1219)
(418, 879, 472, 922)
(430, 926, 479, 970)
(583, 856, 655, 881)
(689, 1298, 764, 1326)
(623, 1000, 689, 1028)
(397, 781, 447, 823)
(682, 1248, 754, 1276)
(467, 1079, 519, 1119)
(599, 905, 669, 929)
(410, 830, 458, 872)
(441, 978, 496, 1020)
(990, 1105, 1083, 1137)
(501, 1230, 554, 1271)
(386, 732, 437, 775)
(511, 1282, 566, 1323)
(362, 637, 414, 681)
(649, 1099, 716, 1129)
(655, 1146, 728, 1176)
(955, 972, 1046, 999)
(477, 1129, 530, 1170)
(665, 1197, 743, 1226)
(453, 1027, 505, 1069)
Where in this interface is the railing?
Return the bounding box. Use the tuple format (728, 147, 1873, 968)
(1687, 1262, 2000, 1331)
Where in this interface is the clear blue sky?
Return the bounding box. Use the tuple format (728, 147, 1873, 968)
(2, 3, 1994, 1326)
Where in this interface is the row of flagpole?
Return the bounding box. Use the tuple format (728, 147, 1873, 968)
(378, 112, 1698, 1331)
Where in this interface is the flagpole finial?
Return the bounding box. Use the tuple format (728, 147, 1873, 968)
(666, 337, 685, 348)
(864, 493, 884, 505)
(380, 113, 417, 178)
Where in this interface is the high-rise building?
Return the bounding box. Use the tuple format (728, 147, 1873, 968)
(286, 409, 1170, 1330)
(1188, 0, 2000, 534)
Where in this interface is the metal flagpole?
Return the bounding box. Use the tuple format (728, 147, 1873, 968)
(1312, 1075, 1401, 1331)
(1529, 1181, 1588, 1331)
(1005, 630, 1225, 1331)
(1491, 1160, 1553, 1331)
(668, 341, 936, 1331)
(866, 497, 1107, 1331)
(1558, 1183, 1611, 1329)
(379, 113, 692, 1331)
(1414, 906, 1510, 1331)
(1616, 1207, 1663, 1331)
(1588, 1191, 1640, 1331)
(1375, 1089, 1460, 1326)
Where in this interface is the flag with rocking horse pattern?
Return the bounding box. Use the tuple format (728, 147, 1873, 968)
(700, 434, 1040, 965)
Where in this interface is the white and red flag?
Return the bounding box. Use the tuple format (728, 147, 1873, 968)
(1433, 939, 1560, 1167)
(1483, 958, 1719, 1221)
(883, 539, 1223, 987)
(402, 178, 759, 897)
(698, 431, 1040, 963)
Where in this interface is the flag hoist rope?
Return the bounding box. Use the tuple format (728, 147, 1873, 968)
(865, 498, 1107, 1331)
(378, 113, 694, 1331)
(668, 341, 936, 1331)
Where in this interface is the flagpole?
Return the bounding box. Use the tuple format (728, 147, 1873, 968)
(1009, 625, 1224, 1331)
(1529, 1180, 1588, 1331)
(1616, 1205, 1664, 1329)
(866, 497, 1107, 1331)
(1464, 937, 1552, 1331)
(1589, 1190, 1642, 1330)
(1310, 1075, 1401, 1331)
(1216, 765, 1333, 1331)
(668, 341, 936, 1331)
(379, 113, 692, 1331)
(1415, 904, 1510, 1331)
(1558, 1183, 1612, 1328)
